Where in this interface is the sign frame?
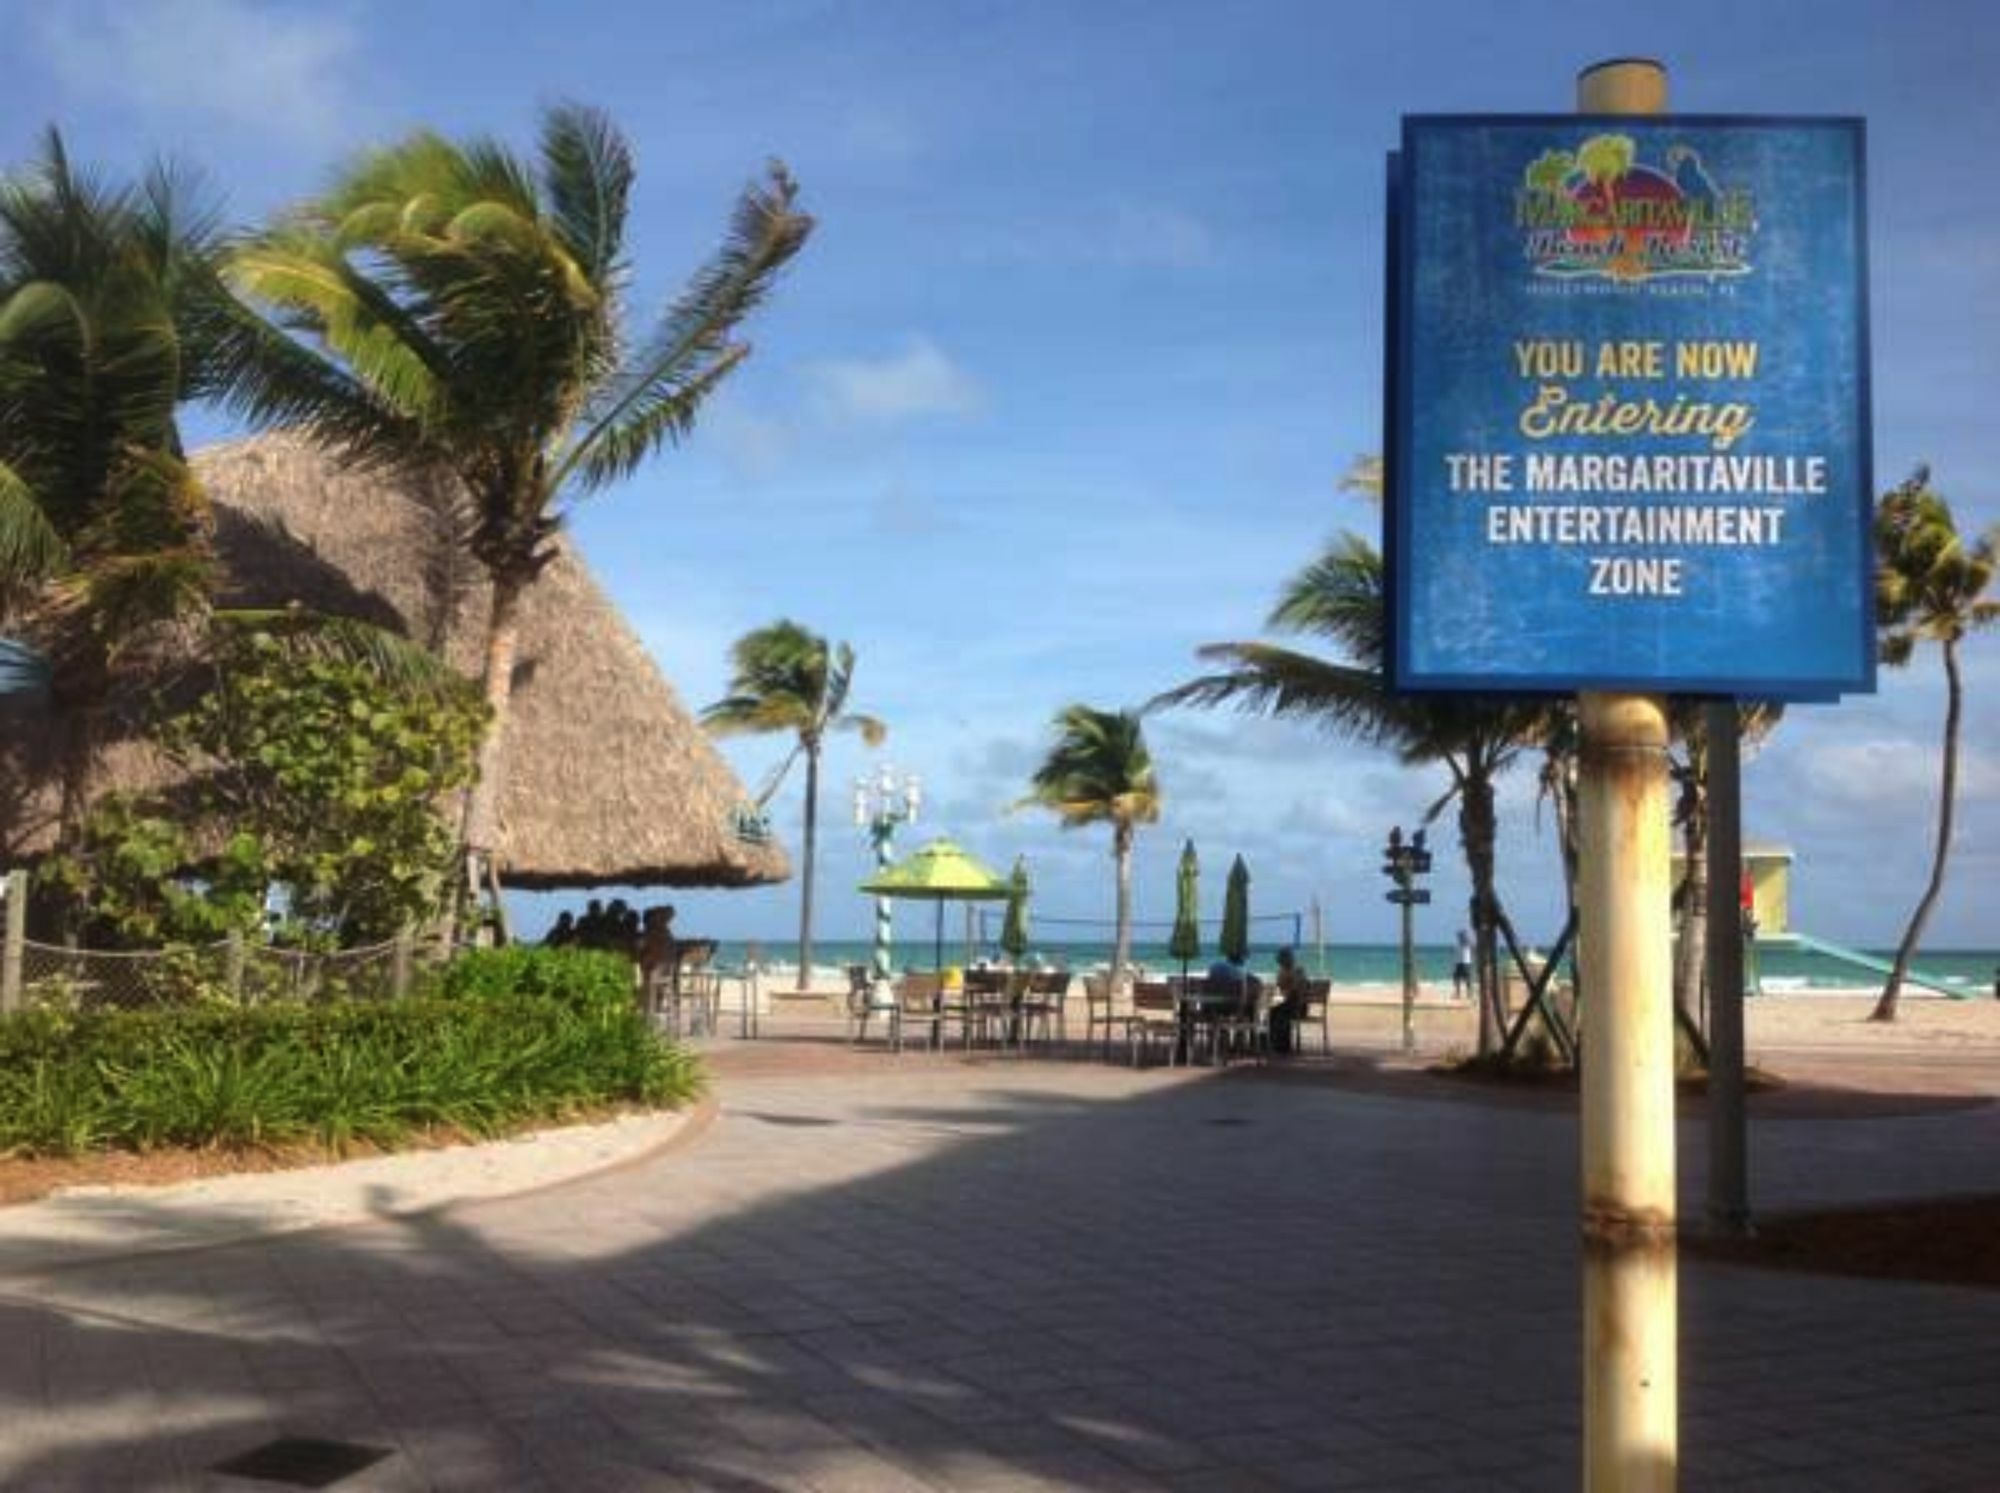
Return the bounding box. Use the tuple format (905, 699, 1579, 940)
(1387, 112, 1874, 700)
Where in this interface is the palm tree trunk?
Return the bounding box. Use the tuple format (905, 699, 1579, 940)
(1461, 768, 1503, 1056)
(51, 699, 104, 938)
(1874, 638, 1963, 1022)
(55, 703, 99, 857)
(1112, 820, 1134, 995)
(798, 739, 819, 985)
(458, 573, 527, 937)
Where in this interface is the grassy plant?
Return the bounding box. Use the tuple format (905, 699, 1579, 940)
(0, 949, 700, 1157)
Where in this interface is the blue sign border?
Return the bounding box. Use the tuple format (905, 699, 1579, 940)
(1388, 113, 1874, 700)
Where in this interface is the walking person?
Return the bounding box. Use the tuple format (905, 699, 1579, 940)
(1452, 928, 1475, 1002)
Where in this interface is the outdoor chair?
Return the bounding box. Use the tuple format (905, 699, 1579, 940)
(1216, 985, 1271, 1063)
(845, 964, 886, 1045)
(1082, 972, 1120, 1057)
(1295, 978, 1333, 1055)
(1178, 972, 1246, 1065)
(1126, 981, 1181, 1067)
(890, 972, 946, 1052)
(657, 968, 721, 1039)
(962, 969, 1014, 1049)
(1017, 970, 1069, 1051)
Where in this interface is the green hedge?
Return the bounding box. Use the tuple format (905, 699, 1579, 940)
(0, 947, 698, 1156)
(425, 945, 639, 1011)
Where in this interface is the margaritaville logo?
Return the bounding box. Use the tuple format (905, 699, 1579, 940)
(1516, 134, 1757, 282)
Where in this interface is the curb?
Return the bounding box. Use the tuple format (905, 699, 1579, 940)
(0, 1096, 719, 1277)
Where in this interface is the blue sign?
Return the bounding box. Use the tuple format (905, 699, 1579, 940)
(1389, 116, 1873, 698)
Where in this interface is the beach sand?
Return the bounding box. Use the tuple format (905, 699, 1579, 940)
(761, 967, 2000, 1077)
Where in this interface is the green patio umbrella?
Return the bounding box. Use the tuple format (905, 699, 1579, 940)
(999, 856, 1032, 963)
(1168, 839, 1201, 989)
(858, 837, 1013, 974)
(1220, 853, 1252, 965)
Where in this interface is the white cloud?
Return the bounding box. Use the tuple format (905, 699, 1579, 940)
(32, 0, 359, 146)
(1798, 735, 2000, 811)
(806, 337, 982, 425)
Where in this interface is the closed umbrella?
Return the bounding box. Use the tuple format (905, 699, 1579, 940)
(1220, 853, 1252, 965)
(858, 836, 1013, 976)
(1168, 839, 1201, 991)
(1000, 856, 1031, 963)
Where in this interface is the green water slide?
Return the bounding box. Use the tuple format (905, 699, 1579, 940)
(1789, 932, 1975, 1000)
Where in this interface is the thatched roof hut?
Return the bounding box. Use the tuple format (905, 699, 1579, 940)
(0, 433, 789, 891)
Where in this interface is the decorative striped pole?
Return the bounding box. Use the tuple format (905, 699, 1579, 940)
(857, 767, 920, 1009)
(871, 816, 896, 1006)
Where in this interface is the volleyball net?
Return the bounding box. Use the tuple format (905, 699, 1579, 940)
(973, 908, 1309, 947)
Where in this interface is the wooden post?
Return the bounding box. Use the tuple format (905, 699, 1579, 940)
(392, 930, 413, 1000)
(1575, 58, 1679, 1493)
(1704, 701, 1750, 1234)
(2, 869, 26, 1014)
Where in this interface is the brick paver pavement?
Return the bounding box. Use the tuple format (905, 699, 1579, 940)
(0, 1040, 1995, 1490)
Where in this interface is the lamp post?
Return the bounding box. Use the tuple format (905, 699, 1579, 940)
(855, 765, 921, 1006)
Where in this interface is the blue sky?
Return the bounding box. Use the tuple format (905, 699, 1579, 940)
(10, 0, 1999, 950)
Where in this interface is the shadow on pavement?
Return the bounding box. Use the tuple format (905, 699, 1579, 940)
(0, 1046, 1995, 1489)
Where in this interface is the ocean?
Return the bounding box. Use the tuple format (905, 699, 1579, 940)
(693, 937, 2000, 995)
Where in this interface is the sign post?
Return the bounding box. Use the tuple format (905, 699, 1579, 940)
(1574, 61, 1679, 1493)
(1382, 827, 1433, 1053)
(1385, 55, 1872, 1491)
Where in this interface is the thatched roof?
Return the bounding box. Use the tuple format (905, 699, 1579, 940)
(0, 432, 790, 891)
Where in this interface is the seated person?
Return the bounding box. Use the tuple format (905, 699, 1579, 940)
(638, 904, 679, 991)
(542, 911, 577, 948)
(1203, 959, 1261, 1023)
(1205, 957, 1251, 997)
(1268, 946, 1312, 1054)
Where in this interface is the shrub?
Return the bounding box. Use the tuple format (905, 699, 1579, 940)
(428, 946, 637, 1013)
(0, 955, 699, 1157)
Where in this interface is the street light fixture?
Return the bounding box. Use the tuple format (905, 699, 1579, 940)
(856, 765, 921, 1005)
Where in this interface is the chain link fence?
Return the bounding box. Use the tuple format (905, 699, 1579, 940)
(8, 931, 421, 1012)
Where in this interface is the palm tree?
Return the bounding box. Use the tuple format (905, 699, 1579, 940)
(1870, 469, 1999, 1022)
(1668, 700, 1783, 1039)
(218, 104, 813, 907)
(0, 133, 220, 851)
(1152, 533, 1546, 1054)
(703, 621, 883, 983)
(1019, 706, 1161, 992)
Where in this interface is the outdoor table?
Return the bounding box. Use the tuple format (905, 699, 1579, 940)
(964, 981, 1021, 1047)
(1173, 986, 1241, 1064)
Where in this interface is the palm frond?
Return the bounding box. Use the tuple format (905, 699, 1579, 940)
(0, 459, 66, 597)
(1267, 531, 1385, 664)
(838, 712, 888, 747)
(202, 254, 427, 466)
(1151, 642, 1394, 745)
(1021, 704, 1159, 831)
(701, 693, 813, 736)
(540, 103, 633, 286)
(556, 160, 811, 494)
(210, 609, 464, 696)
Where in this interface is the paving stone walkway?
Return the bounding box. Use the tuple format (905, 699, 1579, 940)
(0, 1043, 1995, 1490)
